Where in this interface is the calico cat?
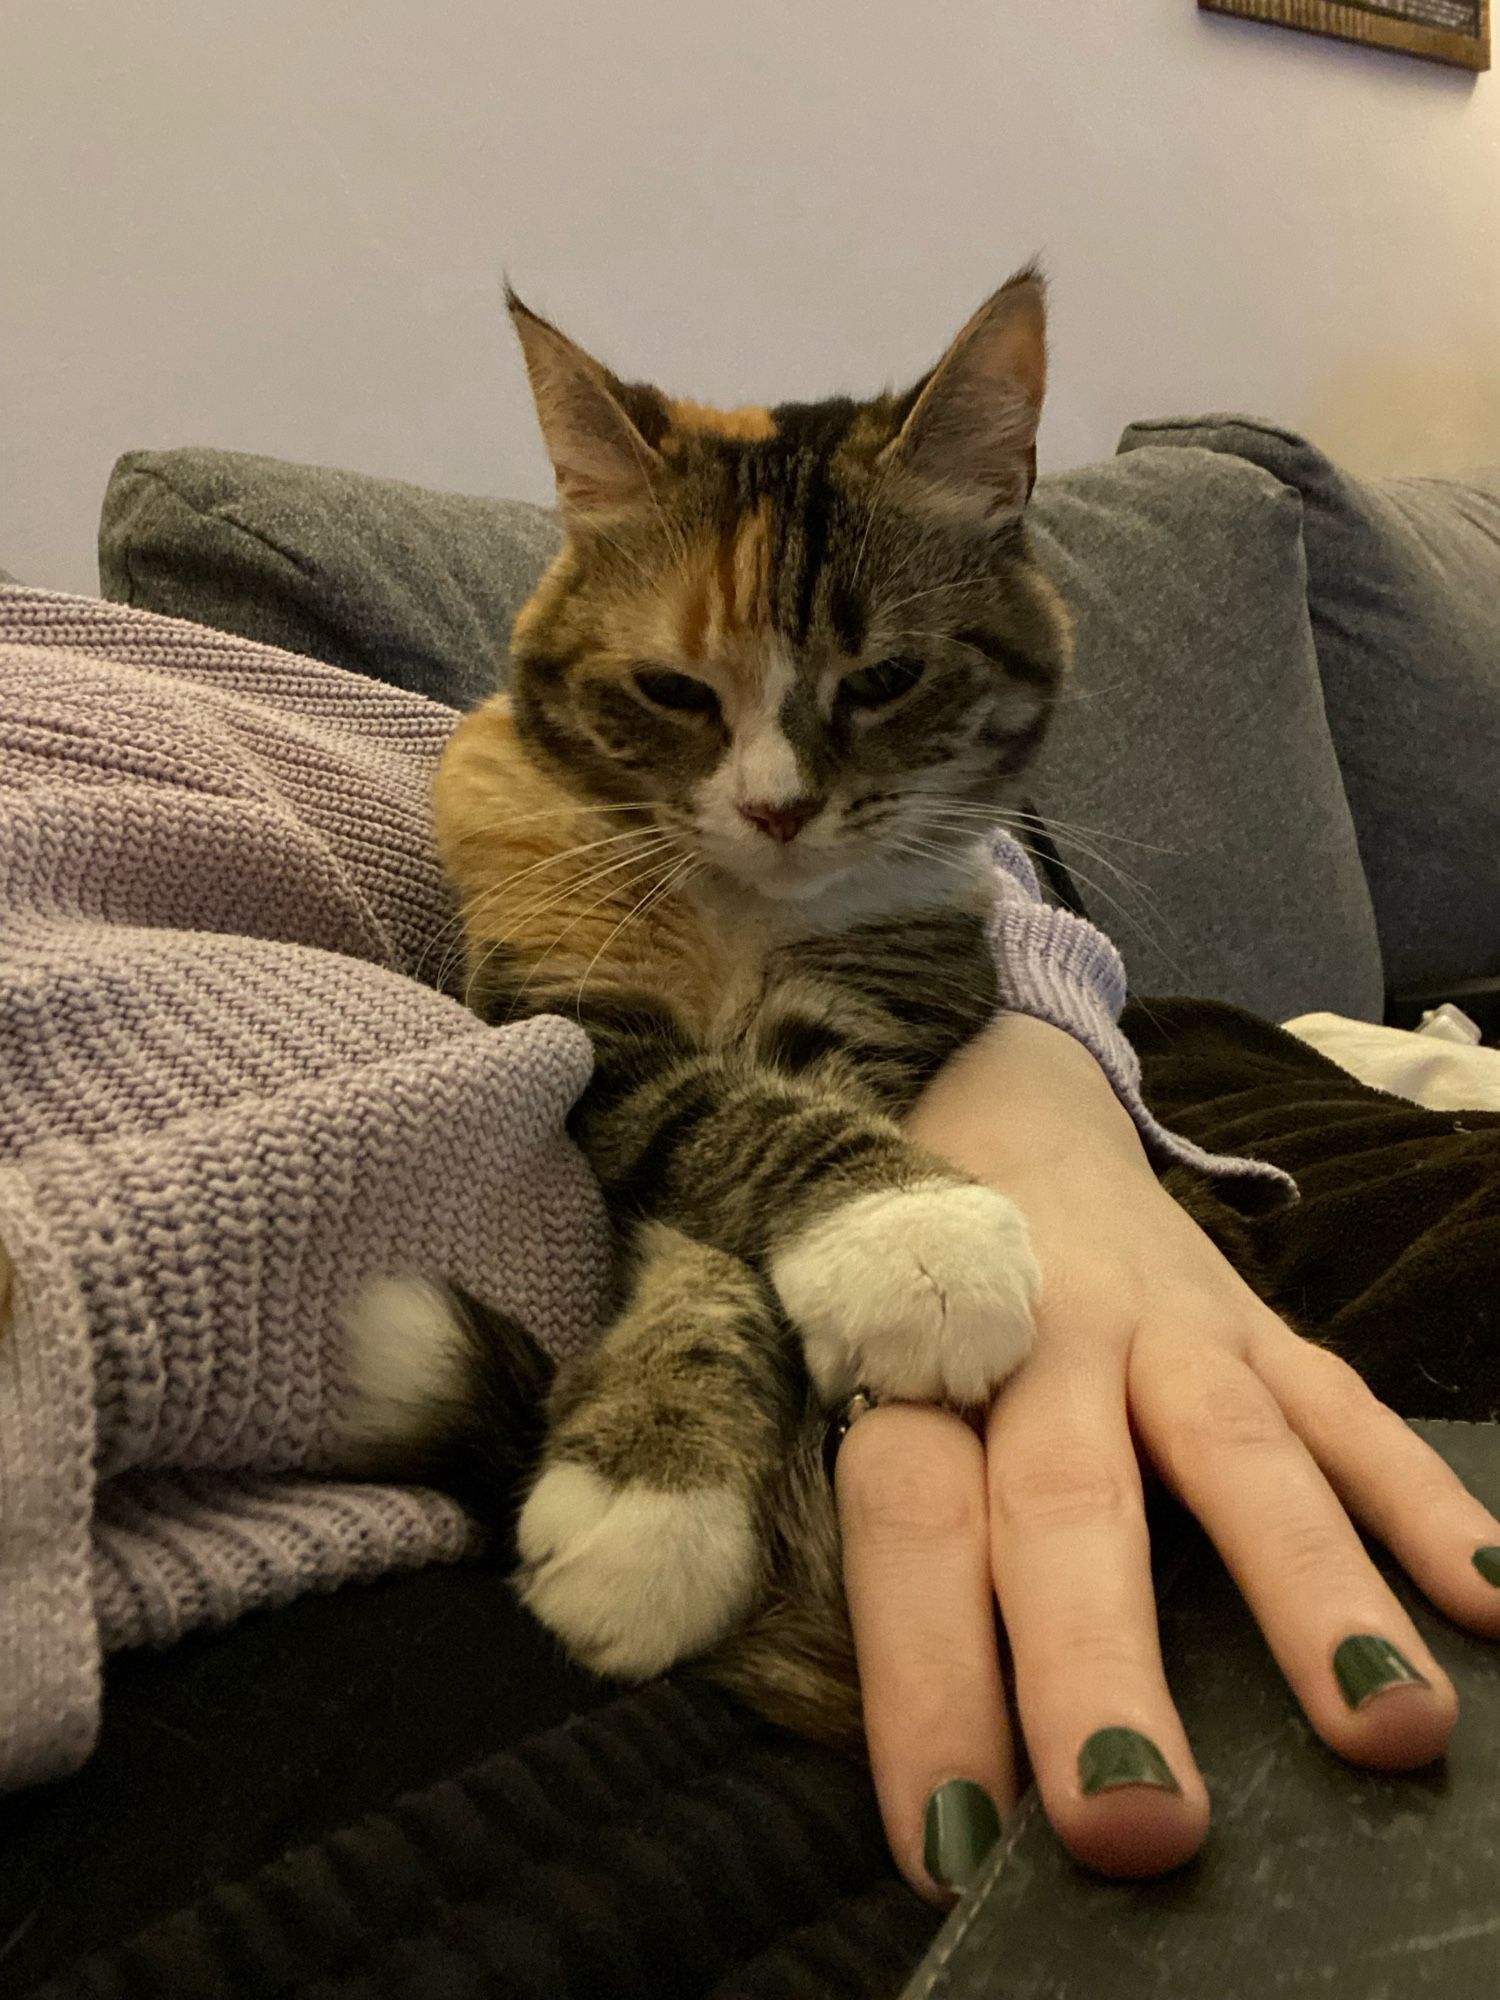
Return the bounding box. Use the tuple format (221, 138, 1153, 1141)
(342, 268, 1073, 1745)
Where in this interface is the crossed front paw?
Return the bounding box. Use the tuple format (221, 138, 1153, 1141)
(769, 1179, 1040, 1406)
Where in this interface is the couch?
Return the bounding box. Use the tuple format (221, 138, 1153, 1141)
(3, 419, 1498, 1995)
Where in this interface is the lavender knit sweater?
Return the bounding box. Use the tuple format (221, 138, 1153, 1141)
(0, 588, 1289, 1794)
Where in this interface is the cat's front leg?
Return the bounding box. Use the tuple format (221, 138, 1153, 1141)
(579, 1000, 1040, 1411)
(585, 1039, 1039, 1411)
(517, 1223, 795, 1678)
(768, 1168, 1040, 1407)
(739, 963, 1039, 1406)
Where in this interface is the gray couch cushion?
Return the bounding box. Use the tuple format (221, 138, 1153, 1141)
(97, 440, 1383, 1021)
(1121, 417, 1500, 992)
(99, 449, 560, 712)
(1025, 448, 1382, 1022)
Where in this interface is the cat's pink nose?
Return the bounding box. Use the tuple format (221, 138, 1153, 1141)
(739, 798, 820, 845)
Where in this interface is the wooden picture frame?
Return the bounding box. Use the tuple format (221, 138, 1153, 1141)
(1200, 0, 1491, 70)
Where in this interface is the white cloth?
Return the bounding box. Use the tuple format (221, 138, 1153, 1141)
(1282, 1010, 1500, 1113)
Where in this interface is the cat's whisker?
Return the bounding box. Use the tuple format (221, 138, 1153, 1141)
(571, 852, 699, 1013)
(891, 793, 1178, 858)
(446, 837, 677, 984)
(416, 907, 471, 997)
(849, 445, 903, 592)
(611, 420, 697, 582)
(895, 798, 1186, 968)
(866, 632, 1124, 715)
(456, 837, 684, 1011)
(880, 628, 1012, 667)
(887, 834, 979, 874)
(982, 810, 1183, 926)
(453, 801, 668, 839)
(1015, 849, 1184, 969)
(994, 805, 1180, 859)
(914, 807, 1181, 947)
(499, 846, 693, 1017)
(874, 580, 969, 622)
(585, 521, 668, 595)
(880, 627, 978, 650)
(1060, 869, 1187, 974)
(430, 904, 493, 1003)
(859, 547, 937, 615)
(1015, 829, 1168, 912)
(921, 807, 1166, 901)
(484, 837, 682, 942)
(1013, 835, 1178, 943)
(458, 827, 676, 920)
(1048, 677, 1131, 708)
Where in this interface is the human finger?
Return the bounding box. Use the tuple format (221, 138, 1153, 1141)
(838, 1401, 1015, 1902)
(985, 1348, 1210, 1877)
(1132, 1329, 1457, 1771)
(1248, 1324, 1500, 1641)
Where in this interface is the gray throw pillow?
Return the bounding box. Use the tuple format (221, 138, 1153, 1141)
(99, 449, 560, 712)
(1025, 447, 1382, 1022)
(97, 439, 1383, 1020)
(1121, 417, 1500, 992)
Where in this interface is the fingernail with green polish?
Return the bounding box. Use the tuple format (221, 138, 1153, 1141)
(1472, 1547, 1500, 1587)
(1078, 1727, 1180, 1797)
(923, 1779, 1001, 1893)
(1333, 1634, 1429, 1709)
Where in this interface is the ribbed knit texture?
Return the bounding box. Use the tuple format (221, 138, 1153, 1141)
(0, 586, 1288, 1797)
(89, 1474, 477, 1652)
(986, 836, 1297, 1198)
(0, 590, 609, 1794)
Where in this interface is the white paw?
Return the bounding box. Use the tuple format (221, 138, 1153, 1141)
(337, 1274, 471, 1454)
(769, 1180, 1039, 1405)
(516, 1462, 759, 1679)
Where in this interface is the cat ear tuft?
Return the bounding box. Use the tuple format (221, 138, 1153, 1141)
(881, 265, 1048, 524)
(507, 289, 664, 516)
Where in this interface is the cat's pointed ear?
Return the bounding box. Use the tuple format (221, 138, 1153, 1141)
(880, 266, 1047, 523)
(507, 289, 665, 515)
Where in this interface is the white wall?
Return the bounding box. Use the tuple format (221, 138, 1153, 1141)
(4, 0, 1498, 594)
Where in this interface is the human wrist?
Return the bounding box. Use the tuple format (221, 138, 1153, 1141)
(908, 1014, 1151, 1189)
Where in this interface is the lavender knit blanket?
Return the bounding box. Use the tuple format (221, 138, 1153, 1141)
(0, 590, 611, 1792)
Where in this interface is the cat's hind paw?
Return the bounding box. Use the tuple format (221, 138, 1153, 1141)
(770, 1179, 1039, 1406)
(517, 1462, 760, 1679)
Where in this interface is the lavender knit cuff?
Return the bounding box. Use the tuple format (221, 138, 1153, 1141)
(987, 835, 1298, 1199)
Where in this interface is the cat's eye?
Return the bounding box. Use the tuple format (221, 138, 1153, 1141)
(632, 667, 721, 716)
(840, 657, 926, 709)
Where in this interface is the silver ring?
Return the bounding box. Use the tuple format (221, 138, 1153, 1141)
(823, 1386, 881, 1480)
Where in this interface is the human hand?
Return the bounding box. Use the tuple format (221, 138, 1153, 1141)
(841, 1017, 1500, 1900)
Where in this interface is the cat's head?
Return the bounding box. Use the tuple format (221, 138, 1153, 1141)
(504, 269, 1071, 906)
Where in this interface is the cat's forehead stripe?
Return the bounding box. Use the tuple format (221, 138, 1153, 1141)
(731, 502, 772, 635)
(673, 501, 773, 659)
